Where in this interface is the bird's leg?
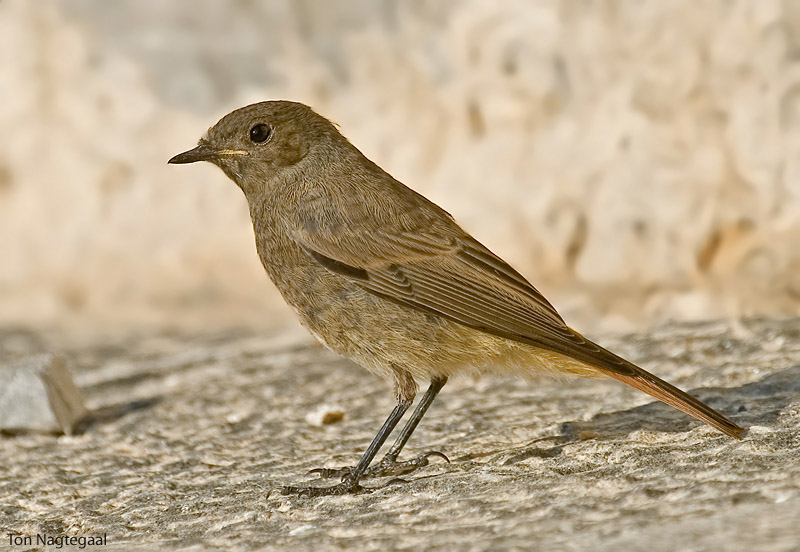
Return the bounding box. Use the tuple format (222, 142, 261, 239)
(281, 399, 412, 496)
(311, 376, 449, 480)
(367, 375, 449, 476)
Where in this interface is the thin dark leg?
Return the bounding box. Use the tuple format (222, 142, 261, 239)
(281, 399, 412, 496)
(382, 376, 448, 463)
(310, 376, 449, 480)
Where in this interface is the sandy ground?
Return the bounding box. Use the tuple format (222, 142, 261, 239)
(1, 317, 798, 551)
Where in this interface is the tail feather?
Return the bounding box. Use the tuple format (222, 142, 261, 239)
(573, 334, 744, 440)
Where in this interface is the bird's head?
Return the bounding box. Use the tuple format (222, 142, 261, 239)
(169, 100, 338, 193)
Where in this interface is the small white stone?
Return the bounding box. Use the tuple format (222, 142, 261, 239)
(304, 404, 345, 426)
(0, 354, 87, 434)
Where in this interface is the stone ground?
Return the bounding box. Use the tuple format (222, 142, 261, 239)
(1, 318, 799, 551)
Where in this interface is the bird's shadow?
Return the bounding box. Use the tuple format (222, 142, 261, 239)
(559, 365, 800, 441)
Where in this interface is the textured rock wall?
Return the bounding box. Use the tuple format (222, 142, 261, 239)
(1, 0, 799, 335)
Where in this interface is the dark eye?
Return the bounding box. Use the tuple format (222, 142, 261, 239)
(249, 123, 272, 143)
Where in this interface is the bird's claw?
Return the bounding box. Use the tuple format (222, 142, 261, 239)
(280, 477, 368, 497)
(309, 450, 449, 480)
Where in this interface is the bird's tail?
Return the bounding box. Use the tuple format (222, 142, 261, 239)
(570, 332, 745, 440)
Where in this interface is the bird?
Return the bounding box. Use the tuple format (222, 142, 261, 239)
(169, 100, 744, 496)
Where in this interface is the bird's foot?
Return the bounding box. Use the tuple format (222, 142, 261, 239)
(308, 451, 449, 480)
(280, 475, 368, 497)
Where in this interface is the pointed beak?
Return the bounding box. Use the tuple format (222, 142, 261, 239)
(168, 143, 249, 164)
(168, 143, 217, 164)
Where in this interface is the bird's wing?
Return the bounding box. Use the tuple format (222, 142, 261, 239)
(293, 220, 743, 439)
(294, 222, 573, 343)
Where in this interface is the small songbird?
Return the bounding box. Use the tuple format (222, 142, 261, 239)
(169, 101, 744, 496)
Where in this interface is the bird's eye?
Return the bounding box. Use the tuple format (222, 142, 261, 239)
(249, 123, 272, 143)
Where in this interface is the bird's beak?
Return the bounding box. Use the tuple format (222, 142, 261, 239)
(168, 143, 249, 164)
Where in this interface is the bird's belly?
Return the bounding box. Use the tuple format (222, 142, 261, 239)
(271, 262, 464, 375)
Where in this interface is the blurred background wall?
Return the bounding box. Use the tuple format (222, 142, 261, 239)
(1, 0, 799, 337)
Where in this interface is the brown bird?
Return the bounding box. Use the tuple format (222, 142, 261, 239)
(169, 101, 744, 496)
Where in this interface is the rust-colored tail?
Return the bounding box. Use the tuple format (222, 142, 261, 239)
(569, 332, 744, 439)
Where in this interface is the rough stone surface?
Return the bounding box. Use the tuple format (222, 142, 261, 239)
(2, 1, 800, 334)
(1, 318, 798, 551)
